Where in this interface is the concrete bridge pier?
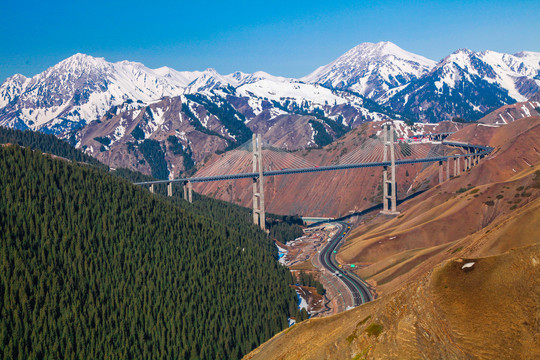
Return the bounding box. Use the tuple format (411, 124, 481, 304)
(167, 182, 173, 197)
(446, 160, 450, 181)
(381, 122, 399, 215)
(438, 161, 443, 184)
(457, 157, 461, 175)
(252, 134, 266, 230)
(182, 181, 193, 203)
(150, 184, 155, 194)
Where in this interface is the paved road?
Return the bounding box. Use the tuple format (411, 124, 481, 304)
(318, 222, 373, 307)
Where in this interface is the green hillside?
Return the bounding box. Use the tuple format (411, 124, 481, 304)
(0, 126, 105, 168)
(0, 144, 300, 359)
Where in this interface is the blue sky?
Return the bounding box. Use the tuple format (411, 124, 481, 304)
(1, 0, 539, 82)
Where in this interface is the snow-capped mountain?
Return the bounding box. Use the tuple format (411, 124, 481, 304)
(0, 52, 389, 136)
(7, 54, 389, 178)
(0, 53, 194, 133)
(384, 49, 540, 122)
(302, 41, 437, 101)
(2, 44, 539, 179)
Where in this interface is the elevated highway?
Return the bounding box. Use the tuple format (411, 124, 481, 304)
(134, 141, 492, 186)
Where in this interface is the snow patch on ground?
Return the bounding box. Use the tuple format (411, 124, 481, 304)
(112, 125, 126, 141)
(296, 290, 309, 312)
(521, 104, 531, 117)
(276, 243, 288, 265)
(153, 107, 166, 125)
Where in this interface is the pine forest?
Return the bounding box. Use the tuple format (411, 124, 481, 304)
(0, 140, 304, 359)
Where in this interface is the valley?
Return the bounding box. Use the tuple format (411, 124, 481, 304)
(1, 33, 539, 360)
(244, 116, 540, 359)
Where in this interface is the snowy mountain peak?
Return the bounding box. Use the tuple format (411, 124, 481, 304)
(54, 53, 110, 72)
(513, 51, 540, 58)
(431, 48, 540, 100)
(452, 48, 474, 55)
(345, 41, 428, 61)
(184, 68, 236, 93)
(0, 74, 29, 108)
(226, 70, 291, 86)
(7, 73, 28, 82)
(302, 41, 436, 100)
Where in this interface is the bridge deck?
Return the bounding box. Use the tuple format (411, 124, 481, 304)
(134, 142, 492, 186)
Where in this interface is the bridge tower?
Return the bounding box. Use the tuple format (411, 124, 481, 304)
(381, 122, 400, 215)
(252, 134, 266, 230)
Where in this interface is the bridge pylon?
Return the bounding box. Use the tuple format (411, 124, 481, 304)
(183, 181, 193, 203)
(381, 122, 400, 215)
(252, 134, 266, 230)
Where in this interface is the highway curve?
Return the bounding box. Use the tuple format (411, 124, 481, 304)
(318, 222, 372, 307)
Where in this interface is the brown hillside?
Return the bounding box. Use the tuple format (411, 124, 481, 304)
(339, 117, 540, 295)
(478, 100, 540, 125)
(244, 116, 540, 360)
(245, 214, 540, 360)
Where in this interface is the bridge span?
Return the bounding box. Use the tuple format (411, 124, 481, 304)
(134, 125, 493, 229)
(134, 144, 491, 185)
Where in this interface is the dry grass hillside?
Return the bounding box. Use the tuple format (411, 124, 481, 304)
(339, 117, 540, 295)
(478, 100, 539, 125)
(245, 116, 540, 360)
(245, 200, 540, 360)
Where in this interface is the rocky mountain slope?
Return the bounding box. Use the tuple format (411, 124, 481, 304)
(302, 41, 436, 101)
(383, 49, 540, 122)
(478, 100, 540, 125)
(73, 88, 389, 178)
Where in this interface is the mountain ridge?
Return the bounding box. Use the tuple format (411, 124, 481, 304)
(2, 43, 540, 179)
(3, 42, 539, 135)
(302, 41, 437, 100)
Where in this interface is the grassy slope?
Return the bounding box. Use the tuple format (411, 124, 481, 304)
(338, 117, 540, 295)
(245, 200, 540, 360)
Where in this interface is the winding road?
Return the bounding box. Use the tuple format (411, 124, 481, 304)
(318, 222, 373, 307)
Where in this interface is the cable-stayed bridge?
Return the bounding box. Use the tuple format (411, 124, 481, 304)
(135, 122, 492, 229)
